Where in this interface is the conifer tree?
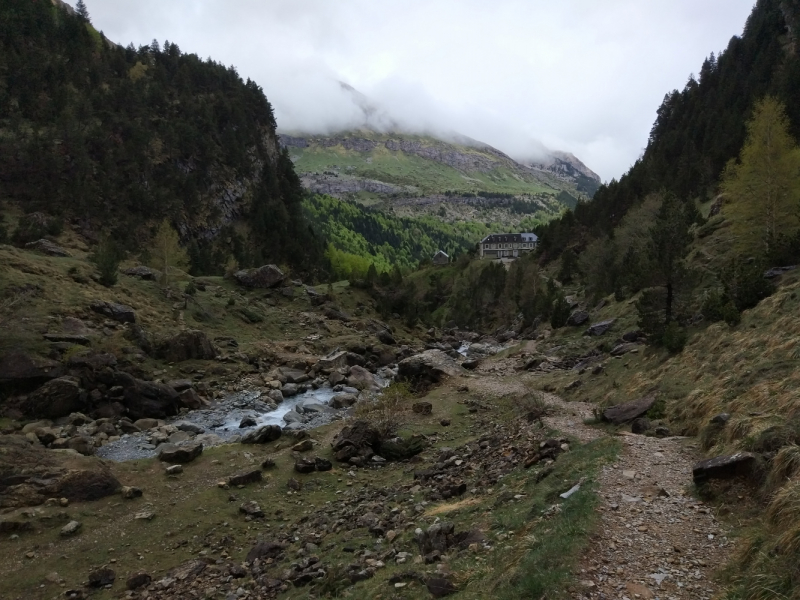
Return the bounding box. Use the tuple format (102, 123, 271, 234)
(75, 0, 90, 22)
(721, 96, 800, 256)
(150, 220, 189, 288)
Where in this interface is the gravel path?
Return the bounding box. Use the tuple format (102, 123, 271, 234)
(469, 371, 732, 599)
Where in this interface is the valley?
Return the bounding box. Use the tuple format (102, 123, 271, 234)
(2, 0, 800, 599)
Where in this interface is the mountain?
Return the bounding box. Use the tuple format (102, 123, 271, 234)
(278, 84, 600, 228)
(537, 0, 800, 257)
(0, 0, 325, 276)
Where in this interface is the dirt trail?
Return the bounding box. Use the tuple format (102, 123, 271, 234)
(470, 372, 732, 600)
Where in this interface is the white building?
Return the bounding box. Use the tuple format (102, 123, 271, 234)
(479, 232, 538, 259)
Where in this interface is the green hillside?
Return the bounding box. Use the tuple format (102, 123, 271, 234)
(282, 130, 587, 228)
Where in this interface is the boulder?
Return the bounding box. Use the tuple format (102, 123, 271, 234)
(123, 378, 181, 420)
(24, 238, 71, 257)
(281, 383, 299, 397)
(0, 351, 63, 391)
(89, 301, 136, 324)
(610, 343, 639, 356)
(157, 442, 203, 464)
(317, 351, 349, 371)
(126, 573, 151, 590)
(377, 330, 396, 345)
(246, 541, 285, 563)
(329, 394, 358, 409)
(0, 435, 120, 509)
(228, 470, 262, 486)
(314, 457, 332, 471)
(347, 365, 379, 391)
(21, 377, 83, 419)
(123, 266, 160, 280)
(692, 452, 758, 484)
(178, 388, 203, 409)
(584, 319, 615, 336)
(427, 577, 458, 598)
(294, 458, 316, 474)
(331, 420, 380, 462)
(155, 330, 217, 362)
(239, 500, 264, 518)
(397, 350, 463, 384)
(602, 395, 656, 425)
(233, 264, 285, 289)
(323, 306, 351, 321)
(631, 417, 651, 434)
(567, 310, 590, 326)
(241, 425, 282, 444)
(87, 568, 115, 588)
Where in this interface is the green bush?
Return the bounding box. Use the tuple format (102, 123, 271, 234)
(701, 289, 741, 325)
(90, 237, 123, 287)
(184, 280, 197, 296)
(550, 293, 571, 329)
(662, 321, 688, 353)
(722, 260, 775, 311)
(12, 213, 63, 245)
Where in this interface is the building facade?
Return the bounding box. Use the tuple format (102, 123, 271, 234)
(432, 250, 449, 266)
(479, 232, 538, 259)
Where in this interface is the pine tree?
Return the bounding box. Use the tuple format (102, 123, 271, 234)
(721, 96, 800, 256)
(75, 0, 90, 22)
(150, 220, 189, 288)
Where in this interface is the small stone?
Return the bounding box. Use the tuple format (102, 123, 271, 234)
(166, 464, 183, 475)
(121, 486, 143, 499)
(126, 572, 151, 590)
(134, 511, 155, 521)
(60, 521, 82, 537)
(622, 470, 637, 479)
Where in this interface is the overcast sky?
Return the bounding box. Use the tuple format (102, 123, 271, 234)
(80, 0, 756, 181)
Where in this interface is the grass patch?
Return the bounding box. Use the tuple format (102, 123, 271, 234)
(456, 436, 621, 599)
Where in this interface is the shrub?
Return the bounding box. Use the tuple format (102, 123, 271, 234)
(550, 293, 571, 329)
(722, 260, 775, 311)
(352, 382, 412, 440)
(661, 321, 688, 353)
(12, 212, 63, 245)
(90, 236, 123, 287)
(701, 289, 741, 325)
(184, 280, 197, 296)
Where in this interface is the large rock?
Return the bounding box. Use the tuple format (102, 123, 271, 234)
(90, 301, 136, 324)
(123, 266, 160, 280)
(397, 350, 463, 384)
(21, 377, 84, 419)
(567, 310, 590, 326)
(347, 365, 379, 391)
(233, 264, 285, 289)
(602, 395, 656, 424)
(584, 319, 615, 336)
(246, 541, 285, 563)
(693, 452, 759, 484)
(0, 435, 120, 509)
(157, 442, 203, 463)
(610, 343, 639, 356)
(332, 420, 381, 462)
(24, 238, 71, 257)
(241, 425, 282, 444)
(329, 394, 358, 409)
(0, 351, 63, 391)
(121, 376, 181, 420)
(317, 350, 349, 371)
(155, 330, 217, 362)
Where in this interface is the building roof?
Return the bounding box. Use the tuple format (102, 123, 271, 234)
(433, 250, 449, 258)
(480, 232, 538, 244)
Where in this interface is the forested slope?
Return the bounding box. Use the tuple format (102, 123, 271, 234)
(0, 0, 324, 275)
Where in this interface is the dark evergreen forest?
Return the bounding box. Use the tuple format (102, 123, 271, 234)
(0, 0, 325, 274)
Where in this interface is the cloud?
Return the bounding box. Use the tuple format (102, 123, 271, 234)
(81, 0, 755, 181)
